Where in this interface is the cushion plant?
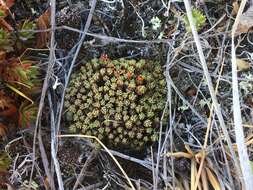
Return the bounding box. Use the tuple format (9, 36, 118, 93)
(64, 58, 167, 149)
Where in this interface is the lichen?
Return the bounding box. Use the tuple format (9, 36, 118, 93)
(64, 58, 167, 149)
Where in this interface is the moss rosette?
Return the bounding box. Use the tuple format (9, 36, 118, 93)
(64, 58, 167, 149)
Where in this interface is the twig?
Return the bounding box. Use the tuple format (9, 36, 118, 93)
(76, 182, 104, 190)
(103, 149, 153, 171)
(60, 27, 169, 44)
(151, 147, 156, 190)
(48, 93, 64, 189)
(29, 0, 56, 188)
(38, 128, 56, 190)
(166, 74, 207, 124)
(73, 150, 98, 190)
(154, 89, 170, 189)
(128, 1, 146, 37)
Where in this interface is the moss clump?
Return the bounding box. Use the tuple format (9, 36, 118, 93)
(183, 8, 206, 32)
(64, 58, 167, 149)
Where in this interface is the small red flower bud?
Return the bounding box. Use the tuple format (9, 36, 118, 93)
(99, 53, 109, 61)
(137, 75, 144, 81)
(127, 71, 133, 79)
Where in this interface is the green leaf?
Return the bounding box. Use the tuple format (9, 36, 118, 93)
(19, 20, 36, 41)
(18, 102, 38, 128)
(0, 10, 4, 17)
(0, 152, 11, 172)
(0, 29, 14, 52)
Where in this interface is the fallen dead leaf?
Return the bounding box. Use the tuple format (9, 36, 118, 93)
(232, 1, 239, 16)
(5, 0, 14, 8)
(166, 152, 193, 159)
(235, 6, 253, 36)
(0, 103, 17, 117)
(236, 58, 251, 71)
(36, 8, 51, 48)
(0, 0, 14, 31)
(185, 86, 197, 97)
(0, 123, 6, 138)
(0, 51, 6, 60)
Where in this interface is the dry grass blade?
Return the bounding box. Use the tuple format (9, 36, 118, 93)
(231, 1, 253, 189)
(58, 134, 136, 190)
(182, 179, 190, 190)
(205, 168, 221, 190)
(183, 1, 241, 189)
(191, 159, 197, 190)
(201, 168, 209, 190)
(6, 84, 33, 104)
